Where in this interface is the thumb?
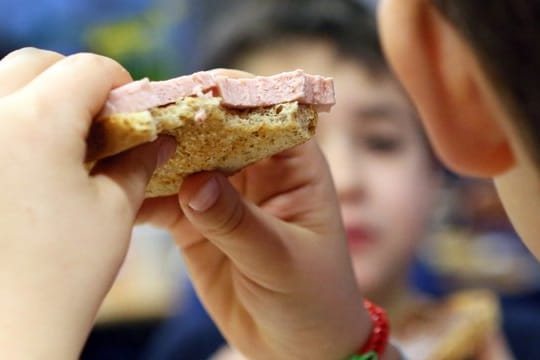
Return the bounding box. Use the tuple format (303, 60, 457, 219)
(178, 172, 291, 288)
(93, 136, 176, 216)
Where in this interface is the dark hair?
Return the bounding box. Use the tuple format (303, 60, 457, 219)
(431, 1, 540, 165)
(195, 0, 386, 74)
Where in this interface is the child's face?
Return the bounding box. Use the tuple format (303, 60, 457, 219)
(377, 0, 540, 259)
(318, 61, 440, 296)
(236, 38, 441, 296)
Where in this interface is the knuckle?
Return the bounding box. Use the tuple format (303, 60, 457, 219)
(2, 47, 39, 60)
(40, 50, 65, 63)
(63, 53, 131, 83)
(64, 52, 109, 68)
(208, 198, 246, 238)
(3, 47, 63, 62)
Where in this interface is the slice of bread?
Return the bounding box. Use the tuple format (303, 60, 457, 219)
(87, 96, 317, 197)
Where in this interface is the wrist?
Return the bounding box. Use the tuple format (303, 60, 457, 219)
(332, 300, 373, 360)
(345, 300, 393, 360)
(0, 276, 101, 359)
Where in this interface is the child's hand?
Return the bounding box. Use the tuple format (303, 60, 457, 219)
(0, 48, 175, 358)
(138, 140, 372, 359)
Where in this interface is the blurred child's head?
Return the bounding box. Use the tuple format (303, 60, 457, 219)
(199, 0, 442, 299)
(378, 1, 540, 257)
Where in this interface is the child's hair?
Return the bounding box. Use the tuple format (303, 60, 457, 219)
(431, 1, 540, 165)
(196, 0, 386, 75)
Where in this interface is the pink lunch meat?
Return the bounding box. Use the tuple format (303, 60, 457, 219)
(101, 69, 335, 117)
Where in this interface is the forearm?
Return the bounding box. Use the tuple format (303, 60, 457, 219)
(0, 294, 95, 359)
(0, 270, 102, 359)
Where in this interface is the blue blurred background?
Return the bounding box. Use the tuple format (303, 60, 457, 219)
(0, 0, 206, 78)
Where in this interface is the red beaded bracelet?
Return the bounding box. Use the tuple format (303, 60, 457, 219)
(357, 299, 390, 358)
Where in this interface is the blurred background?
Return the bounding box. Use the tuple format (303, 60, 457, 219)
(2, 0, 540, 359)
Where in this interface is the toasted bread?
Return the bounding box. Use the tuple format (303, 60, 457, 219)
(86, 96, 317, 197)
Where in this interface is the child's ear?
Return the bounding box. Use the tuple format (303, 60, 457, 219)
(378, 0, 514, 177)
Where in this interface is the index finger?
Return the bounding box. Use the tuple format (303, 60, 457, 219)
(0, 48, 64, 97)
(18, 53, 132, 129)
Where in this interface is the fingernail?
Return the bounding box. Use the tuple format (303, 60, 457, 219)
(157, 137, 177, 168)
(189, 177, 219, 212)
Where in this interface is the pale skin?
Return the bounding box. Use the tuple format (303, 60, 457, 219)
(0, 48, 176, 358)
(0, 0, 536, 358)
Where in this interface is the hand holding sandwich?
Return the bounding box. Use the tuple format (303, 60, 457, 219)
(134, 68, 402, 359)
(0, 48, 175, 358)
(139, 143, 397, 359)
